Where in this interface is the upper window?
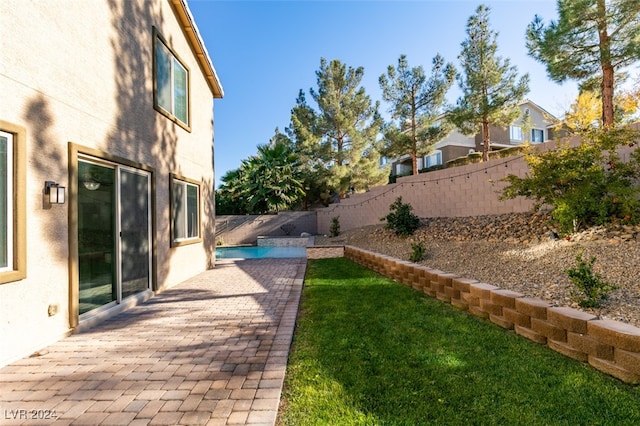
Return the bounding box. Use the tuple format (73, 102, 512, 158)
(0, 122, 26, 284)
(531, 129, 544, 143)
(510, 125, 523, 142)
(154, 30, 189, 128)
(171, 174, 201, 246)
(425, 150, 442, 168)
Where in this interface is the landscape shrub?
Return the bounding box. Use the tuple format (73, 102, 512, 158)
(500, 128, 640, 233)
(409, 241, 426, 262)
(329, 216, 340, 237)
(381, 196, 420, 236)
(566, 251, 617, 308)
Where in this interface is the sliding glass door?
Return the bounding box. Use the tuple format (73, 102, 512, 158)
(119, 168, 151, 299)
(77, 159, 151, 315)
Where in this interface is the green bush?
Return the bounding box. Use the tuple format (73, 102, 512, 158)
(409, 241, 426, 262)
(381, 197, 420, 236)
(329, 216, 340, 237)
(566, 252, 617, 308)
(501, 128, 640, 234)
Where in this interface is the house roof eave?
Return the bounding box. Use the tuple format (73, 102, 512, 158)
(170, 0, 224, 99)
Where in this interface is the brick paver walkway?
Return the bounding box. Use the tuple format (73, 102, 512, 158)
(0, 258, 306, 426)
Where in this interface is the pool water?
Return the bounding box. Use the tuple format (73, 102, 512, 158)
(215, 246, 307, 259)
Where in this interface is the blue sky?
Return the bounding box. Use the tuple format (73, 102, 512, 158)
(188, 0, 578, 188)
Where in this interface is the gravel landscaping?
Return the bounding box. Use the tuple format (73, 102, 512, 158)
(315, 212, 640, 328)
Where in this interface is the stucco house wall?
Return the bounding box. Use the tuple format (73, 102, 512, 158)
(0, 0, 222, 366)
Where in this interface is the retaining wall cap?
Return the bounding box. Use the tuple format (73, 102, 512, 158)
(548, 306, 598, 321)
(516, 297, 552, 308)
(470, 282, 501, 291)
(492, 289, 525, 298)
(587, 319, 640, 352)
(453, 277, 479, 284)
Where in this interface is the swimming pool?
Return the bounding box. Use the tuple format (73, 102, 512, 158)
(215, 246, 307, 259)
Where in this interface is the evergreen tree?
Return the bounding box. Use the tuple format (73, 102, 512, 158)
(379, 54, 456, 175)
(526, 0, 640, 128)
(292, 58, 387, 198)
(288, 91, 333, 208)
(449, 4, 530, 161)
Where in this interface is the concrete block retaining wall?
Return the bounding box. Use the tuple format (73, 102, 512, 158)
(307, 246, 345, 259)
(342, 245, 640, 384)
(315, 135, 639, 235)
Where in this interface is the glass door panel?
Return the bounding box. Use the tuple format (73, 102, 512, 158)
(78, 161, 116, 314)
(119, 169, 151, 298)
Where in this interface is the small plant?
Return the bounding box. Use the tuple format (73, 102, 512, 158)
(381, 196, 420, 236)
(329, 216, 341, 237)
(409, 241, 426, 262)
(216, 238, 224, 246)
(566, 251, 617, 308)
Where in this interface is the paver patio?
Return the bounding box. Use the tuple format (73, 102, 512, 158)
(0, 258, 306, 426)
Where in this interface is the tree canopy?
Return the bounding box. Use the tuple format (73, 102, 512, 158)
(449, 4, 530, 161)
(526, 0, 640, 128)
(379, 54, 456, 175)
(291, 58, 388, 197)
(216, 130, 305, 214)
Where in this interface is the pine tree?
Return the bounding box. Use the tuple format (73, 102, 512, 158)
(292, 58, 387, 198)
(450, 4, 530, 161)
(526, 0, 640, 128)
(288, 91, 332, 208)
(379, 54, 456, 175)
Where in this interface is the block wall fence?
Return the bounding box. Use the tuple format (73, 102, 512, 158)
(315, 135, 638, 235)
(342, 245, 640, 384)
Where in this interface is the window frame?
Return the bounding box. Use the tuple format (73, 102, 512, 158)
(424, 150, 442, 168)
(153, 27, 191, 131)
(531, 128, 544, 143)
(170, 173, 202, 247)
(509, 125, 524, 142)
(0, 121, 26, 284)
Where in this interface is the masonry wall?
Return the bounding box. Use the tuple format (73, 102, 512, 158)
(216, 211, 317, 245)
(317, 152, 536, 235)
(343, 245, 640, 384)
(316, 135, 638, 235)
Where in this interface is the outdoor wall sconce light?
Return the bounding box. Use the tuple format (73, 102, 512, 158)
(45, 181, 66, 204)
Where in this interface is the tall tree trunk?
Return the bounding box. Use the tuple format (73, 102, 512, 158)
(411, 109, 418, 175)
(597, 0, 614, 128)
(601, 64, 615, 128)
(482, 119, 490, 162)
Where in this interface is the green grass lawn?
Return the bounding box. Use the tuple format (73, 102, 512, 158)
(278, 258, 640, 426)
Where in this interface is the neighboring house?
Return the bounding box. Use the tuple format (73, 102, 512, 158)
(389, 100, 558, 175)
(0, 0, 223, 366)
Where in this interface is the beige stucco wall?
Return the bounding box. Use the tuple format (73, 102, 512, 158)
(0, 0, 217, 366)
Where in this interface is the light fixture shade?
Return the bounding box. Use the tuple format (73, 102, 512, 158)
(56, 186, 65, 204)
(83, 181, 100, 191)
(45, 181, 66, 204)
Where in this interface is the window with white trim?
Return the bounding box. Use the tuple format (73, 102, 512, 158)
(155, 31, 189, 127)
(171, 176, 200, 245)
(425, 150, 442, 168)
(510, 125, 523, 142)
